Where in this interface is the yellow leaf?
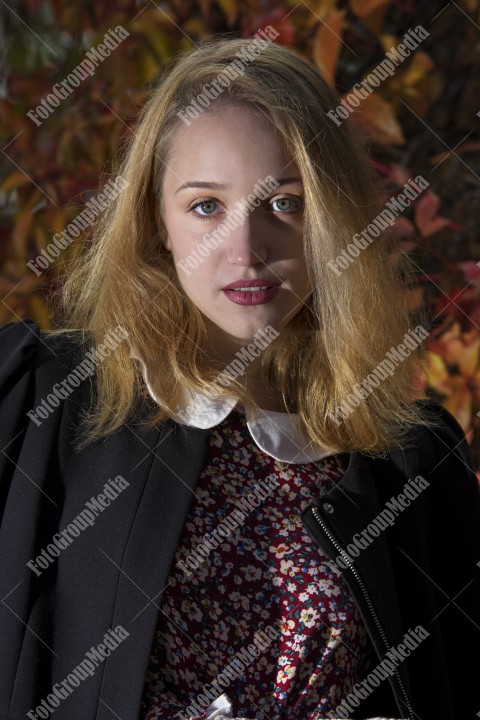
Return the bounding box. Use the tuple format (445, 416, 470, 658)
(378, 34, 398, 53)
(400, 51, 435, 88)
(425, 351, 451, 394)
(351, 92, 405, 145)
(217, 0, 239, 26)
(437, 329, 480, 377)
(0, 170, 31, 193)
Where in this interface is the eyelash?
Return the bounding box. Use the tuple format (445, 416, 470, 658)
(188, 196, 304, 220)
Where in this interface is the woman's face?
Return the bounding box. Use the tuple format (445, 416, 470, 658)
(159, 103, 311, 360)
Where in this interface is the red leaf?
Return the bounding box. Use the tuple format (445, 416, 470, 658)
(414, 191, 451, 237)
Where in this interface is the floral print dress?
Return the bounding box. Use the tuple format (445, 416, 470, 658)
(140, 406, 377, 719)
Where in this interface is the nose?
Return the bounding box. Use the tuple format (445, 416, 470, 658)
(224, 208, 268, 265)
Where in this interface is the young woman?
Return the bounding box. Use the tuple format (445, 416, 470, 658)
(0, 35, 478, 720)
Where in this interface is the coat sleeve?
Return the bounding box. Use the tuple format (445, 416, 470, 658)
(0, 317, 82, 496)
(0, 318, 83, 718)
(421, 401, 480, 717)
(0, 318, 43, 479)
(0, 317, 42, 398)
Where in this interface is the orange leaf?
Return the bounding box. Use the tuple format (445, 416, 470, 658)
(349, 0, 388, 18)
(352, 92, 405, 145)
(405, 286, 424, 313)
(0, 171, 32, 193)
(442, 382, 472, 434)
(11, 211, 33, 260)
(198, 0, 213, 15)
(429, 324, 480, 377)
(391, 217, 416, 237)
(313, 9, 346, 87)
(428, 322, 461, 354)
(471, 368, 480, 408)
(430, 142, 480, 164)
(349, 0, 388, 35)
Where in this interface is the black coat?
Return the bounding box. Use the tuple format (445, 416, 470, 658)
(0, 318, 479, 720)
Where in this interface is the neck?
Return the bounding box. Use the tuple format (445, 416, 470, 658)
(202, 328, 288, 412)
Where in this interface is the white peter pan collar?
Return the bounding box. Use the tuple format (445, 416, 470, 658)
(133, 354, 341, 465)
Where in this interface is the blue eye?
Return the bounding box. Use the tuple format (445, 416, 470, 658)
(191, 200, 219, 218)
(271, 197, 303, 212)
(189, 196, 303, 220)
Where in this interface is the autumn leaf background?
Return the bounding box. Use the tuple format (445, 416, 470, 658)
(1, 0, 480, 474)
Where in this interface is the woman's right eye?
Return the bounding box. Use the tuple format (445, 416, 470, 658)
(190, 200, 220, 219)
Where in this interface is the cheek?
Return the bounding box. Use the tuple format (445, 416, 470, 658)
(293, 255, 311, 292)
(175, 257, 217, 299)
(168, 221, 211, 260)
(162, 208, 192, 255)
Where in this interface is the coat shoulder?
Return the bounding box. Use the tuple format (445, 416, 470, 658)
(400, 398, 478, 495)
(0, 318, 87, 399)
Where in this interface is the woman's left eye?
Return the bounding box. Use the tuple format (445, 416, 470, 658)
(270, 197, 303, 213)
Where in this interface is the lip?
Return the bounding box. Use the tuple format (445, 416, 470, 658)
(222, 286, 280, 305)
(221, 278, 281, 290)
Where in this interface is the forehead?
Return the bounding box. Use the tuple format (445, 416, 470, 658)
(162, 103, 297, 185)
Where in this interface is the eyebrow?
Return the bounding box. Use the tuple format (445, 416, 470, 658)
(174, 177, 303, 194)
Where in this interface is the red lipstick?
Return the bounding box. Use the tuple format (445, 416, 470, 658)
(221, 278, 281, 305)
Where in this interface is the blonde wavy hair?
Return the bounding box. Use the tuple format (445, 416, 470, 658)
(50, 33, 441, 453)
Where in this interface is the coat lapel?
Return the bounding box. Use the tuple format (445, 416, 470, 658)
(95, 419, 211, 720)
(301, 450, 413, 708)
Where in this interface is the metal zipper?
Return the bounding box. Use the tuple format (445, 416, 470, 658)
(311, 505, 414, 720)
